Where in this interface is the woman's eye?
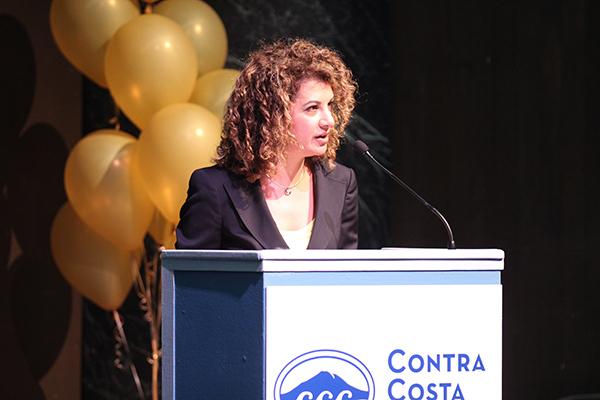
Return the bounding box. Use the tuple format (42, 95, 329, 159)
(306, 105, 318, 112)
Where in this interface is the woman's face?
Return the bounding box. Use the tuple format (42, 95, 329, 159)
(289, 78, 335, 159)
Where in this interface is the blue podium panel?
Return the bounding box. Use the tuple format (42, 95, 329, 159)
(174, 271, 264, 399)
(162, 249, 504, 400)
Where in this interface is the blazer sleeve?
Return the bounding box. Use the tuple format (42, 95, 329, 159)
(338, 168, 359, 249)
(175, 169, 222, 249)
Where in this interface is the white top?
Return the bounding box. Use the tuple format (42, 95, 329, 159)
(162, 248, 505, 272)
(279, 219, 314, 250)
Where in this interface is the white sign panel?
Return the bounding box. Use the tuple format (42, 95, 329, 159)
(266, 284, 502, 400)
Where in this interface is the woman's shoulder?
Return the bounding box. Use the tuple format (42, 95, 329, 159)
(189, 165, 250, 188)
(190, 164, 227, 178)
(315, 160, 356, 183)
(188, 165, 233, 187)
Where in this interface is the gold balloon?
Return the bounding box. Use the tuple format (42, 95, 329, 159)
(155, 0, 228, 77)
(51, 203, 140, 311)
(105, 14, 197, 130)
(148, 209, 176, 249)
(189, 68, 239, 118)
(64, 130, 153, 250)
(137, 103, 221, 223)
(50, 0, 139, 87)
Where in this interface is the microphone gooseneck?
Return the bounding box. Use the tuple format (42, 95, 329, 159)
(353, 139, 456, 249)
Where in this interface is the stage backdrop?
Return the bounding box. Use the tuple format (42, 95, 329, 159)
(1, 1, 82, 399)
(391, 1, 600, 399)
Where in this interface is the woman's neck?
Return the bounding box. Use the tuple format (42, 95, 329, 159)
(274, 156, 305, 184)
(261, 154, 310, 199)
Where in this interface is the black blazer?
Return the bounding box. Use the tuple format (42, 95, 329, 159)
(175, 162, 358, 249)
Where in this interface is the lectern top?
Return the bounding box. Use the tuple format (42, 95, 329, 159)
(161, 248, 504, 272)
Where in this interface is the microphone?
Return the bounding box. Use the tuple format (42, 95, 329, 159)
(353, 139, 456, 249)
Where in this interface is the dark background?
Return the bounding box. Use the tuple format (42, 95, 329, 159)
(2, 0, 600, 399)
(391, 1, 600, 399)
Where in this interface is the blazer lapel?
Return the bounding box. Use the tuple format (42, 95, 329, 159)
(223, 174, 289, 249)
(307, 162, 346, 249)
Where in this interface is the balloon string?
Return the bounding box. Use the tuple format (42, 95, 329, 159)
(112, 310, 145, 399)
(155, 247, 162, 329)
(109, 102, 121, 131)
(134, 246, 162, 400)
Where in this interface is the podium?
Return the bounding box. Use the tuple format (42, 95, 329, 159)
(161, 248, 504, 400)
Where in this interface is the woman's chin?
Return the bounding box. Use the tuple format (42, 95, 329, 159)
(305, 149, 327, 159)
(309, 143, 329, 156)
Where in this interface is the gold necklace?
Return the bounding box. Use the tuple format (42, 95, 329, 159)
(269, 164, 306, 196)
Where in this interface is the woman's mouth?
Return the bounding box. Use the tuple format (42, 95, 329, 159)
(314, 133, 328, 146)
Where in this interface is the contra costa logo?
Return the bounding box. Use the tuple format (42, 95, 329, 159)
(387, 348, 487, 400)
(274, 350, 375, 400)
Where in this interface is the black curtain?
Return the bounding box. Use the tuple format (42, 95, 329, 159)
(392, 1, 600, 398)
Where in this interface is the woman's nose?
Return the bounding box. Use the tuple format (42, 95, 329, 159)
(320, 108, 334, 128)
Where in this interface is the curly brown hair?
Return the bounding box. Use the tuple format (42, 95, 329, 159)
(215, 38, 357, 182)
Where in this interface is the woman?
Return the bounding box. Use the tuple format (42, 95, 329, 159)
(175, 38, 358, 250)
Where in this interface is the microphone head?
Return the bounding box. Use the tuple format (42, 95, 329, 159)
(353, 139, 370, 154)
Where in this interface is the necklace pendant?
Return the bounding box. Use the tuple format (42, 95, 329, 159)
(284, 188, 292, 196)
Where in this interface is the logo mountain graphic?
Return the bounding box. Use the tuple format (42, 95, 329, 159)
(281, 371, 369, 400)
